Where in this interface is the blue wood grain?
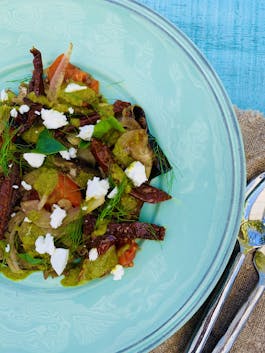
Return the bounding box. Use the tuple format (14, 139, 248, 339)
(136, 0, 265, 112)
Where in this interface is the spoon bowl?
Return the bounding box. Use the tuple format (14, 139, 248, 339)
(186, 172, 265, 353)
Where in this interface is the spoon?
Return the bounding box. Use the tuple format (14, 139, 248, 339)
(185, 172, 265, 353)
(212, 245, 265, 352)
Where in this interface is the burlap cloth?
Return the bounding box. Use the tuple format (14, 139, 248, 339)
(152, 108, 265, 353)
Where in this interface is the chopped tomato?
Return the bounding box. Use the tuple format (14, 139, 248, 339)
(89, 78, 99, 94)
(46, 54, 99, 93)
(47, 173, 82, 207)
(118, 241, 139, 267)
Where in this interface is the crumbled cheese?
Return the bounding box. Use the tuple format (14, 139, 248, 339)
(10, 108, 18, 118)
(82, 206, 88, 211)
(107, 186, 118, 199)
(86, 177, 109, 200)
(65, 83, 87, 93)
(68, 107, 74, 114)
(111, 264, 125, 281)
(77, 125, 95, 141)
(125, 161, 147, 187)
(35, 110, 41, 115)
(19, 104, 30, 114)
(0, 89, 8, 101)
(23, 153, 46, 168)
(41, 108, 68, 129)
(5, 244, 10, 253)
(21, 180, 32, 191)
(8, 163, 13, 168)
(50, 248, 69, 275)
(59, 147, 77, 160)
(50, 204, 67, 229)
(24, 217, 32, 223)
(35, 233, 55, 255)
(12, 185, 19, 189)
(11, 212, 16, 218)
(88, 248, 99, 261)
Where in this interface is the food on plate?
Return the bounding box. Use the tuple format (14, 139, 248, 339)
(0, 44, 172, 286)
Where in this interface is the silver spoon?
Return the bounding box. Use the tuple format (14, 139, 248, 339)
(185, 172, 265, 353)
(212, 245, 265, 352)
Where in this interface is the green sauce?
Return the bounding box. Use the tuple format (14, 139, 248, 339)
(0, 265, 33, 281)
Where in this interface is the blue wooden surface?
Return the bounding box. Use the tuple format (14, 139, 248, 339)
(136, 0, 265, 113)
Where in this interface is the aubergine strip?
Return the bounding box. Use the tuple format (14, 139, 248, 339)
(130, 183, 172, 203)
(90, 138, 114, 173)
(131, 105, 172, 178)
(113, 100, 131, 118)
(0, 164, 21, 239)
(79, 112, 100, 126)
(29, 47, 45, 96)
(83, 214, 97, 236)
(14, 102, 42, 135)
(86, 221, 165, 255)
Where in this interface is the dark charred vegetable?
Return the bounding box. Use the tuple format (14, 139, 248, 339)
(28, 47, 45, 96)
(86, 221, 166, 255)
(0, 163, 21, 239)
(83, 214, 96, 236)
(130, 183, 172, 203)
(90, 138, 114, 173)
(113, 100, 131, 117)
(16, 103, 42, 135)
(131, 105, 147, 129)
(79, 112, 100, 126)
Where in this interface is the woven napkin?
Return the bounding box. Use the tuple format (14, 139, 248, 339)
(151, 108, 265, 353)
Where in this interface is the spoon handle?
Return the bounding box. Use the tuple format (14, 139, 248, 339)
(212, 282, 265, 353)
(185, 252, 246, 353)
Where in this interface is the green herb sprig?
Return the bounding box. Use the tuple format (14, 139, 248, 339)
(62, 217, 83, 251)
(96, 177, 128, 225)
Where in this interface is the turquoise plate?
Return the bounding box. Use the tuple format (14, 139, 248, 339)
(0, 1, 245, 352)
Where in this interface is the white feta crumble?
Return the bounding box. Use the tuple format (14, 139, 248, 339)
(107, 186, 118, 199)
(50, 204, 67, 229)
(77, 125, 95, 141)
(41, 108, 68, 129)
(8, 163, 13, 168)
(125, 161, 147, 187)
(12, 184, 19, 189)
(35, 233, 55, 255)
(11, 212, 16, 218)
(86, 177, 110, 200)
(21, 180, 32, 191)
(65, 83, 87, 93)
(23, 152, 46, 168)
(59, 147, 77, 160)
(19, 104, 30, 114)
(0, 89, 8, 101)
(88, 248, 99, 261)
(111, 264, 125, 281)
(35, 110, 41, 115)
(68, 107, 74, 114)
(50, 248, 69, 276)
(5, 244, 10, 253)
(24, 217, 32, 223)
(82, 206, 88, 211)
(10, 108, 18, 118)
